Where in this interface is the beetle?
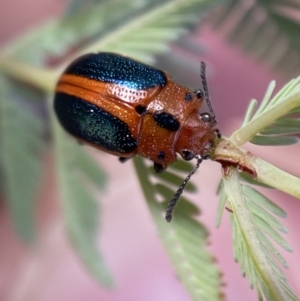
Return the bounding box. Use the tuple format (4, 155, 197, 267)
(54, 52, 221, 221)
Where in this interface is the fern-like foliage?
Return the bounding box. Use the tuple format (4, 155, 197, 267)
(2, 0, 299, 300)
(214, 76, 300, 301)
(0, 0, 224, 290)
(4, 0, 220, 67)
(5, 0, 166, 65)
(217, 171, 298, 301)
(210, 0, 300, 76)
(230, 75, 300, 147)
(0, 76, 45, 241)
(134, 157, 224, 301)
(242, 77, 300, 146)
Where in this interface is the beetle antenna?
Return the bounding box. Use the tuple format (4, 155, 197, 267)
(200, 62, 216, 126)
(165, 156, 203, 222)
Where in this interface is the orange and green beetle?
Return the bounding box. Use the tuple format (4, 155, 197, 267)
(54, 52, 220, 221)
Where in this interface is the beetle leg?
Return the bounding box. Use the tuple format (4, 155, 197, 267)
(154, 162, 167, 173)
(119, 157, 131, 163)
(214, 128, 222, 138)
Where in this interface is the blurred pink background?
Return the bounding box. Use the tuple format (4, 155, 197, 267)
(1, 1, 300, 301)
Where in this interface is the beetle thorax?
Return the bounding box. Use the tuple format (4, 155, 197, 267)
(175, 110, 216, 159)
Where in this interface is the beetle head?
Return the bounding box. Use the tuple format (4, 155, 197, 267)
(175, 109, 218, 161)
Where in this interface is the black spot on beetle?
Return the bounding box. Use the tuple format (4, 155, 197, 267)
(154, 162, 165, 173)
(157, 151, 166, 161)
(135, 105, 147, 115)
(184, 92, 193, 101)
(153, 112, 180, 131)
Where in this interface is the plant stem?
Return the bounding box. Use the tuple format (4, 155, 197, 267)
(252, 157, 300, 199)
(230, 90, 300, 146)
(0, 55, 59, 92)
(213, 139, 300, 200)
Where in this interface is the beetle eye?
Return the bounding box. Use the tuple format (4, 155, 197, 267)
(181, 150, 194, 161)
(200, 112, 212, 123)
(194, 89, 203, 99)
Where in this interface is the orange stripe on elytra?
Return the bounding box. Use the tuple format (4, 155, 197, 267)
(57, 74, 161, 106)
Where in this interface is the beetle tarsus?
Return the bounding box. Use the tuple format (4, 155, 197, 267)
(119, 157, 131, 163)
(215, 128, 222, 138)
(154, 162, 166, 173)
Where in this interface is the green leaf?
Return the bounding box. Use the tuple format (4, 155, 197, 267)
(1, 0, 223, 94)
(156, 184, 201, 215)
(260, 126, 300, 135)
(0, 0, 226, 293)
(0, 76, 44, 241)
(168, 159, 195, 172)
(260, 117, 300, 135)
(210, 0, 300, 76)
(288, 106, 300, 115)
(73, 0, 223, 64)
(5, 0, 162, 64)
(155, 169, 198, 193)
(5, 0, 221, 69)
(215, 186, 227, 227)
(51, 105, 113, 286)
(64, 0, 104, 16)
(274, 117, 300, 126)
(255, 229, 288, 269)
(134, 157, 224, 301)
(242, 99, 258, 126)
(231, 77, 300, 146)
(220, 169, 298, 301)
(251, 215, 292, 252)
(250, 135, 299, 145)
(245, 200, 288, 234)
(240, 172, 274, 188)
(242, 185, 286, 218)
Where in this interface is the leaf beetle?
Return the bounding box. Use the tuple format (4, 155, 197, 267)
(54, 52, 221, 221)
